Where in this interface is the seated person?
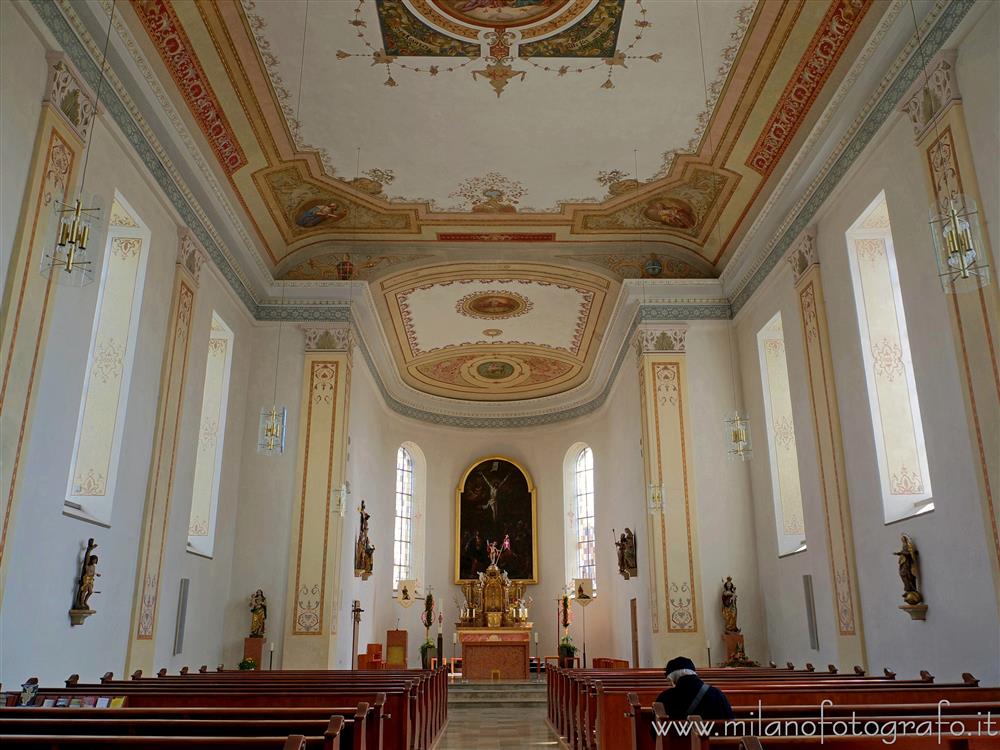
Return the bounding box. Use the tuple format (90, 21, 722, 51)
(654, 656, 734, 720)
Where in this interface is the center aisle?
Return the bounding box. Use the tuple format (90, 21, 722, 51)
(438, 680, 558, 749)
(437, 705, 557, 749)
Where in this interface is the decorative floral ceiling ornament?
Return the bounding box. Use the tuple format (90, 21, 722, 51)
(335, 0, 662, 96)
(450, 172, 525, 212)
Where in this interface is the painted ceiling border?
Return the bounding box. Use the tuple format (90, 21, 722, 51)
(729, 0, 974, 313)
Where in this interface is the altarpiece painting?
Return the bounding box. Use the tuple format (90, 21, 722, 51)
(455, 456, 537, 583)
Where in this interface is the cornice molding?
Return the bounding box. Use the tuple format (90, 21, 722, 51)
(728, 0, 973, 314)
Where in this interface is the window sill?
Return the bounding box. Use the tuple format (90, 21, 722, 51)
(777, 543, 808, 559)
(63, 503, 111, 529)
(186, 544, 214, 560)
(884, 501, 935, 526)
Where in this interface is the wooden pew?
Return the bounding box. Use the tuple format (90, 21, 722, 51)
(0, 734, 314, 749)
(0, 712, 365, 750)
(3, 668, 451, 750)
(0, 701, 381, 750)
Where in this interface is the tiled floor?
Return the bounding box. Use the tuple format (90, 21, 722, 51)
(437, 705, 561, 749)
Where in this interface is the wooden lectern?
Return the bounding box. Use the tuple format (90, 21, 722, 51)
(386, 629, 408, 668)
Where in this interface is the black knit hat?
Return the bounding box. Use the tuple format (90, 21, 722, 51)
(665, 656, 697, 674)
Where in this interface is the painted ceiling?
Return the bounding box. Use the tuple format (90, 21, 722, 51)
(374, 263, 615, 400)
(119, 0, 887, 403)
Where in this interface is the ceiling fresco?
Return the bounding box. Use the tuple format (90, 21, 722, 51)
(120, 0, 887, 403)
(124, 0, 885, 279)
(373, 263, 615, 400)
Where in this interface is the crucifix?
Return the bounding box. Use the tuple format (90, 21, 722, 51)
(350, 600, 364, 670)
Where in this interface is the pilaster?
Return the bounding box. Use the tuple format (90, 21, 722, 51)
(282, 325, 353, 668)
(787, 228, 867, 670)
(0, 54, 92, 604)
(899, 50, 1000, 598)
(635, 324, 706, 665)
(125, 228, 205, 672)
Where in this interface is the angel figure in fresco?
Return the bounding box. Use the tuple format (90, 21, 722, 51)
(502, 533, 511, 553)
(480, 471, 511, 520)
(295, 199, 348, 228)
(644, 197, 697, 230)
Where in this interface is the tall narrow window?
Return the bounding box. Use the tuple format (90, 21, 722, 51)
(847, 192, 932, 523)
(65, 194, 150, 525)
(392, 446, 414, 590)
(574, 446, 596, 585)
(187, 313, 234, 557)
(757, 313, 807, 556)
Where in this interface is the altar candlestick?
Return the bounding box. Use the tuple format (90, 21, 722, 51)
(452, 632, 457, 645)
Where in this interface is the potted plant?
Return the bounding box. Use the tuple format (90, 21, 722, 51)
(237, 657, 257, 671)
(420, 592, 436, 670)
(558, 636, 578, 668)
(419, 639, 436, 670)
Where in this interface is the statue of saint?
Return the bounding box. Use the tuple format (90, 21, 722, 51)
(721, 576, 739, 633)
(73, 538, 100, 611)
(354, 501, 374, 580)
(615, 528, 638, 579)
(894, 534, 923, 605)
(249, 589, 267, 637)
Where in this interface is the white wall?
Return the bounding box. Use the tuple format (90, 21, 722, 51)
(734, 2, 1000, 683)
(222, 323, 765, 672)
(0, 2, 252, 685)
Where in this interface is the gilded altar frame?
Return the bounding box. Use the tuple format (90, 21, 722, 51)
(454, 455, 538, 584)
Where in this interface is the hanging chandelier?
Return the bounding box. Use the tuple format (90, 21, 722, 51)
(725, 410, 752, 462)
(905, 1, 990, 294)
(257, 282, 288, 457)
(40, 1, 117, 286)
(929, 194, 990, 292)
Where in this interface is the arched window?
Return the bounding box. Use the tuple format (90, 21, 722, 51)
(757, 313, 807, 556)
(392, 445, 414, 590)
(187, 313, 235, 558)
(846, 192, 932, 523)
(65, 193, 150, 525)
(573, 446, 596, 585)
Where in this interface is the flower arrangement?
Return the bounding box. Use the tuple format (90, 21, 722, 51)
(237, 657, 257, 671)
(558, 635, 578, 657)
(560, 592, 572, 633)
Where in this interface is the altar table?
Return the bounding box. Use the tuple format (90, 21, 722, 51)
(458, 627, 532, 680)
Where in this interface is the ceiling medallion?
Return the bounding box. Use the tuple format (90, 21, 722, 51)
(337, 0, 662, 96)
(456, 290, 533, 319)
(476, 360, 517, 380)
(482, 328, 503, 337)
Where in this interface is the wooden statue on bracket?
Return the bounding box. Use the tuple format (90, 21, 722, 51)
(69, 538, 100, 626)
(895, 534, 927, 620)
(614, 527, 638, 579)
(249, 589, 267, 637)
(354, 500, 375, 580)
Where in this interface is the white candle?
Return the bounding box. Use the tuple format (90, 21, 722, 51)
(452, 633, 457, 645)
(534, 632, 539, 644)
(270, 642, 274, 653)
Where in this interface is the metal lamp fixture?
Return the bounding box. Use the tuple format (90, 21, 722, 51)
(257, 404, 287, 456)
(725, 410, 752, 461)
(258, 281, 288, 457)
(929, 194, 990, 292)
(41, 2, 117, 286)
(647, 483, 663, 514)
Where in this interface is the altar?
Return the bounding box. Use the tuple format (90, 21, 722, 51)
(455, 542, 534, 680)
(458, 626, 532, 680)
